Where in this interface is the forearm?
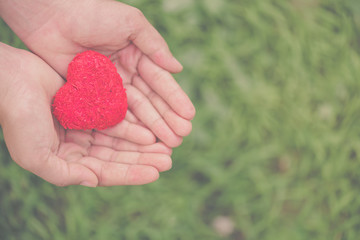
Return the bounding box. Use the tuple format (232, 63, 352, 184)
(0, 0, 67, 40)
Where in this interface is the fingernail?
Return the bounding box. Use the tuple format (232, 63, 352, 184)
(80, 181, 97, 187)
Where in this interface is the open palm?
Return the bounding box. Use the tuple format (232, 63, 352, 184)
(8, 0, 196, 147)
(0, 45, 172, 187)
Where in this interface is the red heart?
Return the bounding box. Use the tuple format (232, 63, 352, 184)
(52, 50, 127, 130)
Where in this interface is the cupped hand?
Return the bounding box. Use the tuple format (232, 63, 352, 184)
(0, 43, 172, 187)
(1, 0, 196, 147)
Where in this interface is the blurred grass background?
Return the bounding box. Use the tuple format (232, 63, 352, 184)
(1, 0, 360, 239)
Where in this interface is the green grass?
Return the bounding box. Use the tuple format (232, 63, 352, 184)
(1, 0, 360, 239)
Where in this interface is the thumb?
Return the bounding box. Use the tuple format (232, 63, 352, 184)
(124, 6, 183, 73)
(36, 154, 99, 187)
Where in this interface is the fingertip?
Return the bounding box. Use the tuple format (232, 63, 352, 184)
(166, 136, 183, 148)
(157, 143, 173, 155)
(159, 155, 172, 172)
(167, 89, 196, 121)
(170, 56, 183, 73)
(131, 125, 157, 145)
(179, 120, 193, 137)
(180, 100, 196, 120)
(165, 112, 193, 137)
(187, 104, 196, 120)
(150, 50, 183, 73)
(127, 165, 159, 185)
(137, 128, 157, 145)
(156, 126, 183, 148)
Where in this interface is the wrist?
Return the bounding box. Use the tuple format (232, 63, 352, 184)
(0, 43, 21, 125)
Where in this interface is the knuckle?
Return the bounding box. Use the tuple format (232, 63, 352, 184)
(126, 7, 147, 40)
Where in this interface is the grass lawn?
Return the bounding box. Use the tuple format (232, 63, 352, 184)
(1, 0, 360, 239)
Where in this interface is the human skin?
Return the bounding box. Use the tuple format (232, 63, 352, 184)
(0, 42, 174, 187)
(0, 0, 196, 148)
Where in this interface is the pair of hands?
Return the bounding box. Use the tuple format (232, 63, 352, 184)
(0, 0, 195, 187)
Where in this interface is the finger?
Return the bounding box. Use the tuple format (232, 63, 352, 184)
(36, 154, 99, 187)
(126, 85, 183, 147)
(125, 110, 148, 128)
(92, 132, 172, 155)
(126, 6, 183, 73)
(97, 118, 156, 145)
(6, 128, 99, 187)
(125, 110, 140, 123)
(78, 157, 160, 186)
(89, 146, 172, 172)
(0, 91, 98, 187)
(138, 56, 196, 120)
(133, 76, 192, 136)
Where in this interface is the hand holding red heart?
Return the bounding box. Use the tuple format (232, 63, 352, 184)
(0, 0, 195, 187)
(0, 43, 174, 187)
(1, 0, 195, 148)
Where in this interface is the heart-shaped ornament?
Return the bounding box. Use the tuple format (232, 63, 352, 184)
(52, 50, 127, 130)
